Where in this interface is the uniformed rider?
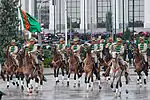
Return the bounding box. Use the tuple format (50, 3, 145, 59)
(8, 39, 19, 66)
(57, 38, 66, 62)
(71, 37, 82, 71)
(90, 37, 98, 68)
(96, 36, 104, 59)
(138, 37, 148, 67)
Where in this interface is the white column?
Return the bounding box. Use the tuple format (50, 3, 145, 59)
(144, 0, 150, 28)
(20, 0, 26, 11)
(112, 0, 119, 30)
(29, 0, 35, 16)
(87, 0, 97, 31)
(80, 0, 88, 30)
(49, 0, 54, 30)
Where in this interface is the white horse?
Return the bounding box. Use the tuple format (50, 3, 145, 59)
(110, 52, 129, 97)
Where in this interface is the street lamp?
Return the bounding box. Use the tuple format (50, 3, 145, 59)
(122, 0, 125, 39)
(84, 0, 86, 41)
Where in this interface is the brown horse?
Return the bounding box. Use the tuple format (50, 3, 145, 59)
(133, 47, 148, 86)
(2, 47, 18, 88)
(17, 48, 45, 94)
(51, 45, 65, 84)
(66, 48, 81, 87)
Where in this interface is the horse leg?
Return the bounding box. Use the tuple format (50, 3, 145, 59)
(137, 73, 142, 87)
(10, 74, 15, 86)
(61, 67, 65, 84)
(137, 75, 140, 85)
(97, 73, 101, 90)
(67, 72, 70, 87)
(77, 73, 81, 87)
(56, 68, 60, 84)
(73, 73, 77, 88)
(125, 72, 129, 94)
(20, 73, 24, 92)
(144, 70, 148, 85)
(15, 74, 20, 87)
(91, 73, 94, 91)
(35, 77, 39, 93)
(86, 73, 91, 91)
(6, 75, 10, 88)
(1, 70, 5, 81)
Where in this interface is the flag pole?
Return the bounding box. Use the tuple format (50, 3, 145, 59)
(65, 0, 68, 45)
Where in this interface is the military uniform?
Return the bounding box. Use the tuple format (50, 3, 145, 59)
(90, 37, 98, 67)
(71, 38, 82, 63)
(96, 36, 104, 58)
(57, 38, 66, 61)
(9, 40, 19, 66)
(138, 37, 148, 62)
(25, 38, 39, 66)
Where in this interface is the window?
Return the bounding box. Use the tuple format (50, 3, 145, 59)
(97, 0, 112, 28)
(67, 0, 80, 28)
(128, 0, 144, 27)
(35, 0, 49, 28)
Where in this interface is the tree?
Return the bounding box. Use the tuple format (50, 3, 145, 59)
(105, 11, 112, 32)
(0, 0, 19, 63)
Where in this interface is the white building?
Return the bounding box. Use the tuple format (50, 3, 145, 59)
(21, 0, 150, 33)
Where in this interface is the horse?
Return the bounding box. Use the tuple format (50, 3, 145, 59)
(51, 45, 65, 84)
(66, 48, 81, 87)
(3, 47, 18, 88)
(17, 48, 45, 94)
(110, 52, 129, 97)
(100, 47, 112, 80)
(133, 47, 148, 86)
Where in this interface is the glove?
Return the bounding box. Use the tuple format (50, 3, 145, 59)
(10, 52, 13, 55)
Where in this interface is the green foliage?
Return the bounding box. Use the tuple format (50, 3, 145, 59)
(106, 12, 112, 32)
(123, 28, 131, 41)
(0, 0, 19, 63)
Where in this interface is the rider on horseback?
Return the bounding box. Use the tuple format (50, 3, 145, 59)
(96, 36, 104, 59)
(138, 37, 148, 70)
(71, 37, 83, 73)
(25, 38, 40, 71)
(57, 38, 66, 63)
(90, 37, 98, 68)
(8, 39, 19, 66)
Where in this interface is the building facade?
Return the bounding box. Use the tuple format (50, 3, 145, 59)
(21, 0, 150, 33)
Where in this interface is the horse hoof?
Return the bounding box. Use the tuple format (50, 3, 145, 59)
(78, 83, 80, 87)
(89, 84, 91, 87)
(144, 79, 147, 85)
(36, 90, 39, 94)
(31, 86, 33, 89)
(17, 83, 19, 87)
(67, 81, 69, 87)
(126, 90, 128, 94)
(73, 85, 76, 88)
(99, 86, 102, 90)
(21, 86, 24, 92)
(12, 82, 15, 85)
(7, 85, 9, 89)
(56, 80, 60, 84)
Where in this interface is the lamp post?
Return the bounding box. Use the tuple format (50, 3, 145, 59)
(84, 0, 86, 41)
(132, 0, 134, 32)
(114, 0, 116, 41)
(122, 0, 125, 39)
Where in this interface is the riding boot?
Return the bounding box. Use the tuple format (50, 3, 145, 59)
(146, 62, 149, 72)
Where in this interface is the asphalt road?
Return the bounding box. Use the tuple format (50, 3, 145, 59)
(0, 68, 150, 100)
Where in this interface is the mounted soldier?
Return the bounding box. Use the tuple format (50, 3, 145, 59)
(25, 38, 40, 70)
(71, 37, 83, 73)
(57, 38, 66, 63)
(90, 37, 98, 68)
(138, 37, 148, 69)
(8, 39, 19, 66)
(96, 36, 104, 59)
